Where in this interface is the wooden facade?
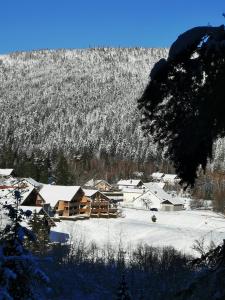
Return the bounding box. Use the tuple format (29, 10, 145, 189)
(84, 190, 118, 218)
(94, 181, 112, 192)
(55, 188, 91, 217)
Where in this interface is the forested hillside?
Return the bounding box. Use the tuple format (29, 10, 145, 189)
(0, 47, 225, 183)
(0, 48, 168, 162)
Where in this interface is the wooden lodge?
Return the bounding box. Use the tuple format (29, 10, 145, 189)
(84, 179, 113, 192)
(39, 185, 91, 217)
(83, 189, 118, 218)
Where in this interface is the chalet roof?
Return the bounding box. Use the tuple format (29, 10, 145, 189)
(143, 182, 165, 189)
(151, 172, 164, 179)
(83, 189, 99, 197)
(122, 188, 144, 193)
(136, 183, 173, 203)
(84, 179, 112, 187)
(117, 179, 143, 186)
(84, 179, 95, 187)
(0, 169, 14, 176)
(39, 185, 81, 208)
(0, 182, 35, 205)
(23, 177, 42, 188)
(83, 189, 110, 201)
(161, 197, 184, 205)
(163, 174, 179, 181)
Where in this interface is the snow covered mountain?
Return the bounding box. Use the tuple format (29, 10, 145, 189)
(0, 48, 168, 161)
(1, 47, 224, 168)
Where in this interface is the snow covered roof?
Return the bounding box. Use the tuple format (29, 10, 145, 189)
(117, 179, 143, 186)
(143, 182, 165, 189)
(39, 185, 82, 207)
(162, 174, 179, 182)
(0, 169, 14, 176)
(0, 182, 35, 205)
(151, 172, 164, 179)
(123, 188, 144, 194)
(83, 189, 98, 197)
(83, 189, 110, 201)
(84, 179, 95, 187)
(139, 183, 174, 203)
(84, 179, 112, 187)
(23, 177, 42, 188)
(161, 197, 184, 205)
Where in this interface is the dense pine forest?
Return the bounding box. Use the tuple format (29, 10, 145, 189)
(1, 47, 225, 186)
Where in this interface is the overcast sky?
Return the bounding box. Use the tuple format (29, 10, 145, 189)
(1, 0, 224, 54)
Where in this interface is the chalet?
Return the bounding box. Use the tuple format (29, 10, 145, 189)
(117, 179, 143, 190)
(83, 189, 118, 217)
(39, 185, 91, 217)
(0, 179, 40, 206)
(84, 179, 112, 191)
(23, 177, 43, 189)
(162, 174, 180, 185)
(102, 190, 124, 203)
(129, 183, 184, 211)
(143, 181, 165, 190)
(151, 172, 164, 182)
(161, 198, 184, 211)
(0, 169, 15, 178)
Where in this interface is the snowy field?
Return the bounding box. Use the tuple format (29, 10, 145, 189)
(51, 208, 225, 256)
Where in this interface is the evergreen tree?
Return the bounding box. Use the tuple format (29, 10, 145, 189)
(25, 212, 50, 256)
(55, 151, 70, 185)
(0, 196, 50, 299)
(138, 24, 225, 186)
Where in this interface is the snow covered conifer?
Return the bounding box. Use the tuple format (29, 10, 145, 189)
(0, 198, 50, 299)
(25, 212, 50, 256)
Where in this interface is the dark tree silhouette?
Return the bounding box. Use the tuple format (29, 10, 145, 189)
(138, 25, 225, 186)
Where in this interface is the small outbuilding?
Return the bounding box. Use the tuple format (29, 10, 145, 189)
(161, 198, 184, 211)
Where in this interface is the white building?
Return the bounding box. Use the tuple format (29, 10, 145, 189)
(0, 169, 15, 178)
(122, 188, 145, 203)
(124, 183, 184, 211)
(117, 179, 143, 190)
(151, 172, 164, 182)
(162, 174, 180, 185)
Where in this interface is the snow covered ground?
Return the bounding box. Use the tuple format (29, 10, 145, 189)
(51, 208, 225, 256)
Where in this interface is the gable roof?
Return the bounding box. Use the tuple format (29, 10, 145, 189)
(84, 179, 112, 187)
(23, 177, 43, 188)
(0, 169, 14, 176)
(122, 187, 144, 193)
(0, 180, 35, 205)
(83, 189, 98, 197)
(83, 188, 110, 201)
(151, 172, 164, 179)
(163, 174, 179, 181)
(143, 182, 165, 189)
(39, 185, 82, 207)
(161, 198, 184, 205)
(117, 179, 143, 186)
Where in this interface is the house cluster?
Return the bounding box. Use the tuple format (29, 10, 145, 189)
(116, 177, 184, 211)
(0, 169, 185, 227)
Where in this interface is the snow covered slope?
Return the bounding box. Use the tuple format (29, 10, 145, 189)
(51, 208, 225, 256)
(0, 48, 167, 160)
